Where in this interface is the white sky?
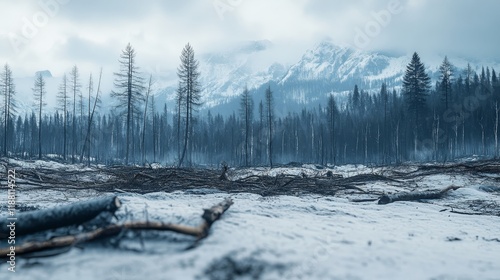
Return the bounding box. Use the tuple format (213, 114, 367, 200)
(0, 0, 498, 80)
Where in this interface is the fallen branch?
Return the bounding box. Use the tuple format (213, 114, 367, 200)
(350, 198, 379, 203)
(450, 209, 483, 215)
(378, 186, 461, 205)
(0, 198, 233, 257)
(133, 172, 157, 180)
(0, 196, 121, 238)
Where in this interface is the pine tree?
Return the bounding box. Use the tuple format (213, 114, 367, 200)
(403, 52, 431, 123)
(492, 69, 499, 100)
(177, 43, 201, 167)
(112, 43, 145, 165)
(352, 84, 360, 112)
(1, 64, 16, 156)
(439, 56, 453, 109)
(403, 52, 431, 157)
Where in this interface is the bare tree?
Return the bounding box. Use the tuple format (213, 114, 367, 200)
(112, 43, 144, 165)
(32, 73, 46, 159)
(150, 93, 157, 162)
(1, 64, 16, 156)
(142, 75, 153, 165)
(265, 85, 274, 168)
(177, 43, 201, 167)
(80, 69, 102, 165)
(327, 94, 337, 165)
(495, 102, 499, 158)
(57, 74, 69, 160)
(70, 65, 81, 163)
(240, 86, 253, 166)
(176, 82, 183, 162)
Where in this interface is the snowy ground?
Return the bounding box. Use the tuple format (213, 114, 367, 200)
(1, 160, 500, 280)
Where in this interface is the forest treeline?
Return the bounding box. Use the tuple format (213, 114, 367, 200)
(1, 44, 499, 167)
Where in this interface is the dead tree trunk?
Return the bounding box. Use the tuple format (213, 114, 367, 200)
(378, 186, 460, 205)
(0, 196, 121, 237)
(0, 198, 233, 257)
(495, 102, 499, 158)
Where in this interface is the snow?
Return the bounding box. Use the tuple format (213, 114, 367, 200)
(1, 162, 500, 279)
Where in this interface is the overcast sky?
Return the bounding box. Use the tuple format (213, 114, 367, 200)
(0, 0, 498, 79)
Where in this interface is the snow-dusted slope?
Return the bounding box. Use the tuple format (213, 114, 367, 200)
(280, 41, 404, 85)
(197, 41, 286, 108)
(10, 191, 498, 280)
(157, 40, 287, 109)
(2, 160, 500, 279)
(12, 40, 500, 117)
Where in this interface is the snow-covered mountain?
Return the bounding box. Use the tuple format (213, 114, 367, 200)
(267, 41, 408, 108)
(190, 40, 500, 115)
(158, 40, 410, 115)
(156, 40, 287, 110)
(12, 40, 500, 117)
(280, 41, 407, 87)
(197, 40, 287, 108)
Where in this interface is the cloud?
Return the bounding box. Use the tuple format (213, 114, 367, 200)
(0, 0, 498, 81)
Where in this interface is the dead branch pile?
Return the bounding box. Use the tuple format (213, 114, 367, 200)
(3, 159, 499, 199)
(389, 160, 500, 179)
(3, 162, 393, 196)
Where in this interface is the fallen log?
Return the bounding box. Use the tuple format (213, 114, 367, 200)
(378, 186, 460, 205)
(0, 198, 233, 257)
(0, 196, 121, 238)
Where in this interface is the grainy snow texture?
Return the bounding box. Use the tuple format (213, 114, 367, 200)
(1, 161, 500, 280)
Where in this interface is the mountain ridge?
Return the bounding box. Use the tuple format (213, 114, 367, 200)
(13, 40, 500, 117)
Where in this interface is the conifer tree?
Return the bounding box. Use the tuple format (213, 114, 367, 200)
(112, 43, 145, 165)
(177, 43, 201, 167)
(439, 56, 453, 109)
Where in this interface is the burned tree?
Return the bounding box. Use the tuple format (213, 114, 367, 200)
(112, 43, 145, 165)
(240, 87, 253, 166)
(177, 43, 201, 167)
(57, 74, 68, 160)
(70, 65, 81, 163)
(1, 64, 16, 157)
(265, 85, 274, 168)
(32, 72, 46, 159)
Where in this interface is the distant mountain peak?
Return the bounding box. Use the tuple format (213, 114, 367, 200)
(155, 39, 500, 116)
